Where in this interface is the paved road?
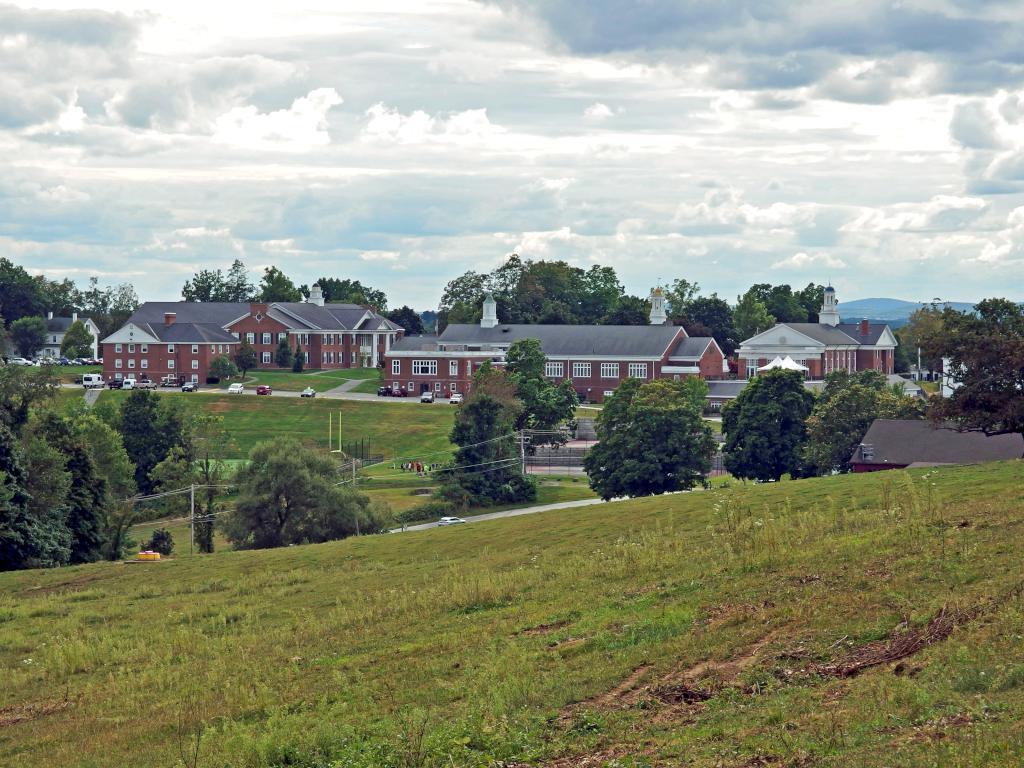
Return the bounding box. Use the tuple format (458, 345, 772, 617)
(60, 382, 458, 406)
(392, 496, 622, 533)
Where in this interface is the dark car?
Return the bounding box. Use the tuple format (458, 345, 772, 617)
(256, 384, 272, 396)
(107, 379, 124, 389)
(58, 357, 71, 365)
(393, 387, 409, 397)
(181, 382, 196, 392)
(377, 386, 392, 397)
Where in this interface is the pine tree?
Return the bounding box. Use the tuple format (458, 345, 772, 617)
(0, 422, 55, 571)
(60, 320, 95, 358)
(274, 337, 293, 368)
(292, 343, 304, 372)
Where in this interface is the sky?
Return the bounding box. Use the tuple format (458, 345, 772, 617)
(3, 0, 1024, 310)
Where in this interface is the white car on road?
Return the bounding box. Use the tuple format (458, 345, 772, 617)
(449, 393, 464, 404)
(437, 516, 466, 526)
(227, 383, 245, 394)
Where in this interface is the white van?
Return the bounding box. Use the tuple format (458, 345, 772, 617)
(82, 374, 105, 389)
(121, 378, 136, 390)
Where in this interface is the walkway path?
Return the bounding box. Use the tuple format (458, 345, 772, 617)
(393, 496, 620, 533)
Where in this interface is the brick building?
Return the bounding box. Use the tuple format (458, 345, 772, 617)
(384, 292, 726, 402)
(736, 286, 897, 379)
(100, 285, 401, 383)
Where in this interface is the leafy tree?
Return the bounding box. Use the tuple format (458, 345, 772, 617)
(10, 316, 46, 358)
(60, 320, 94, 358)
(19, 426, 73, 567)
(151, 447, 195, 518)
(585, 378, 715, 500)
(0, 364, 59, 431)
(900, 304, 946, 376)
(274, 336, 293, 368)
(578, 265, 624, 324)
(440, 364, 535, 507)
(223, 259, 256, 302)
(0, 315, 8, 357)
(664, 278, 700, 321)
(209, 355, 239, 380)
(505, 338, 579, 445)
(744, 284, 808, 324)
(258, 266, 303, 302)
(182, 268, 227, 302)
(722, 369, 814, 481)
(0, 257, 47, 322)
(145, 528, 174, 556)
(233, 342, 257, 377)
(733, 291, 775, 342)
(43, 277, 82, 317)
(37, 413, 106, 564)
(601, 295, 650, 325)
(222, 439, 375, 549)
(386, 305, 424, 335)
(191, 414, 233, 553)
(107, 284, 140, 334)
(119, 391, 192, 494)
(0, 422, 55, 571)
(317, 277, 387, 310)
(684, 294, 737, 355)
(796, 283, 825, 324)
(804, 370, 926, 475)
(932, 298, 1024, 439)
(292, 343, 304, 372)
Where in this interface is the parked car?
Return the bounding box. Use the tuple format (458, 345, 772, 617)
(82, 373, 105, 389)
(160, 374, 182, 387)
(300, 387, 316, 398)
(107, 378, 124, 389)
(449, 393, 464, 405)
(393, 387, 409, 397)
(227, 383, 245, 394)
(136, 377, 158, 390)
(256, 385, 272, 396)
(377, 386, 392, 397)
(420, 391, 434, 403)
(10, 357, 33, 366)
(181, 382, 196, 392)
(437, 516, 466, 526)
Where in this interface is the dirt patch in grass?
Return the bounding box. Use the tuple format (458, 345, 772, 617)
(23, 572, 101, 597)
(516, 619, 571, 636)
(511, 744, 661, 768)
(0, 698, 71, 728)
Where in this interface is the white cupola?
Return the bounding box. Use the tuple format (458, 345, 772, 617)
(819, 284, 840, 326)
(480, 293, 498, 328)
(648, 287, 667, 325)
(308, 283, 325, 307)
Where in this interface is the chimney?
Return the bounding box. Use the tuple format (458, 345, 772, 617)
(859, 318, 870, 336)
(164, 312, 177, 326)
(47, 311, 53, 320)
(72, 312, 78, 322)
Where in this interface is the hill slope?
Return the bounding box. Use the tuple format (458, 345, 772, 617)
(2, 462, 1023, 767)
(840, 297, 976, 324)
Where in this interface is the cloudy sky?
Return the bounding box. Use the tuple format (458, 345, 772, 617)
(3, 0, 1024, 309)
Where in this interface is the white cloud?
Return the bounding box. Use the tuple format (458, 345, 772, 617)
(583, 102, 615, 120)
(842, 196, 987, 233)
(359, 250, 401, 262)
(361, 103, 506, 147)
(212, 88, 342, 151)
(772, 251, 846, 270)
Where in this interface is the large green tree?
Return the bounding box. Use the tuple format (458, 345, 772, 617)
(209, 355, 240, 380)
(722, 370, 814, 481)
(584, 378, 715, 500)
(732, 291, 775, 342)
(222, 439, 376, 549)
(233, 342, 257, 377)
(504, 338, 579, 445)
(601, 295, 650, 325)
(258, 266, 303, 302)
(803, 370, 926, 475)
(274, 336, 293, 368)
(0, 365, 59, 431)
(60, 320, 94, 358)
(386, 306, 424, 335)
(317, 277, 388, 310)
(119, 391, 192, 494)
(182, 268, 227, 302)
(19, 425, 73, 567)
(10, 316, 46, 358)
(683, 294, 737, 355)
(932, 298, 1024, 440)
(900, 304, 946, 376)
(0, 258, 47, 322)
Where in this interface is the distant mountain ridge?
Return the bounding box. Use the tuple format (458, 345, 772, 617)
(838, 297, 976, 326)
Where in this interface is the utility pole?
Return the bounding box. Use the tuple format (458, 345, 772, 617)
(189, 483, 195, 555)
(519, 430, 526, 475)
(352, 459, 360, 535)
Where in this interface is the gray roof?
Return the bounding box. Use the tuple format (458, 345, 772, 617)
(851, 419, 1023, 466)
(129, 302, 249, 327)
(126, 301, 391, 336)
(439, 323, 684, 358)
(45, 316, 93, 332)
(706, 381, 748, 399)
(669, 336, 715, 359)
(390, 335, 440, 352)
(836, 322, 889, 345)
(780, 323, 866, 345)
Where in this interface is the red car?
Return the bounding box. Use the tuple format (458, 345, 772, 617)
(256, 385, 273, 396)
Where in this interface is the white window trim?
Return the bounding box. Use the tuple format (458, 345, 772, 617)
(168, 360, 175, 369)
(412, 359, 438, 376)
(115, 359, 123, 369)
(191, 344, 199, 354)
(261, 332, 272, 345)
(141, 359, 148, 369)
(601, 362, 619, 379)
(262, 352, 272, 364)
(628, 363, 648, 379)
(449, 359, 458, 375)
(572, 362, 592, 379)
(168, 344, 175, 353)
(392, 359, 401, 375)
(115, 344, 122, 353)
(191, 360, 199, 369)
(545, 361, 564, 378)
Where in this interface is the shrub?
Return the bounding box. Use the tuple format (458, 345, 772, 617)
(205, 376, 220, 385)
(396, 501, 456, 524)
(145, 528, 174, 556)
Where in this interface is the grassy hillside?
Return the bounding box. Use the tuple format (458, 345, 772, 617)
(3, 462, 1023, 767)
(95, 391, 456, 460)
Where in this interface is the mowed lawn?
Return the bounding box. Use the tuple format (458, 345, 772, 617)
(96, 391, 456, 460)
(3, 461, 1024, 767)
(233, 367, 381, 393)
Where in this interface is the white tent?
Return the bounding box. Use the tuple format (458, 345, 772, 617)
(758, 355, 809, 372)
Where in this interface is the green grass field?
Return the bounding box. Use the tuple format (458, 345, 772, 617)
(3, 461, 1023, 767)
(232, 367, 380, 393)
(96, 391, 456, 460)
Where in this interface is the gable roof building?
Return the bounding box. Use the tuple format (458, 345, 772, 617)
(737, 286, 897, 379)
(851, 419, 1023, 472)
(40, 312, 102, 359)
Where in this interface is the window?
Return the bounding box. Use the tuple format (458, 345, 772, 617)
(392, 359, 401, 375)
(408, 381, 413, 392)
(141, 345, 148, 353)
(393, 381, 399, 390)
(330, 352, 335, 364)
(572, 362, 592, 379)
(52, 336, 57, 343)
(191, 360, 199, 370)
(746, 363, 758, 379)
(218, 345, 223, 354)
(246, 332, 255, 344)
(141, 359, 148, 369)
(601, 362, 619, 378)
(191, 344, 199, 354)
(279, 332, 288, 342)
(128, 344, 135, 353)
(261, 332, 272, 345)
(322, 351, 327, 363)
(300, 333, 308, 345)
(168, 344, 175, 353)
(545, 361, 564, 377)
(412, 359, 438, 375)
(168, 360, 175, 369)
(467, 360, 473, 376)
(628, 363, 648, 379)
(303, 352, 309, 363)
(449, 359, 458, 375)
(191, 374, 198, 383)
(232, 332, 240, 340)
(128, 359, 135, 369)
(115, 359, 123, 369)
(262, 352, 271, 364)
(115, 344, 122, 353)
(115, 373, 123, 380)
(434, 382, 441, 391)
(450, 382, 457, 392)
(351, 352, 357, 364)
